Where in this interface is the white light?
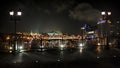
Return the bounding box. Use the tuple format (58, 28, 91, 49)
(117, 33, 119, 35)
(35, 60, 38, 63)
(101, 11, 106, 15)
(60, 44, 64, 48)
(60, 44, 64, 50)
(81, 27, 85, 30)
(9, 47, 13, 50)
(9, 51, 12, 53)
(117, 21, 119, 23)
(107, 12, 111, 15)
(97, 56, 100, 59)
(9, 11, 14, 16)
(97, 22, 100, 24)
(17, 11, 22, 16)
(88, 31, 94, 34)
(79, 43, 84, 47)
(80, 47, 83, 53)
(57, 59, 60, 62)
(98, 43, 101, 46)
(13, 61, 17, 63)
(109, 43, 112, 45)
(19, 46, 23, 50)
(40, 46, 44, 48)
(113, 55, 116, 58)
(19, 50, 24, 52)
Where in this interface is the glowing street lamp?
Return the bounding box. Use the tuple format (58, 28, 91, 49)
(17, 11, 22, 16)
(101, 11, 106, 15)
(107, 12, 111, 15)
(59, 44, 65, 51)
(9, 11, 14, 16)
(101, 11, 111, 47)
(101, 11, 111, 16)
(10, 11, 22, 16)
(9, 10, 22, 52)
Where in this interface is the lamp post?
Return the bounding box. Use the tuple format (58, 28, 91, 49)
(81, 27, 85, 42)
(9, 10, 22, 52)
(101, 11, 111, 48)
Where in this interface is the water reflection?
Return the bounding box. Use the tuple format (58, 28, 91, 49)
(78, 43, 85, 54)
(79, 47, 83, 54)
(58, 50, 64, 61)
(12, 53, 23, 63)
(96, 45, 102, 54)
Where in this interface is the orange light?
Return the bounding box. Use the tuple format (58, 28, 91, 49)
(27, 37, 30, 40)
(6, 36, 10, 40)
(107, 20, 111, 23)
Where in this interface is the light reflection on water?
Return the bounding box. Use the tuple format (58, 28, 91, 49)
(96, 45, 102, 54)
(79, 47, 83, 54)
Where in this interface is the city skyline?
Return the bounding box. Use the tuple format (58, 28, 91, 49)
(0, 0, 120, 34)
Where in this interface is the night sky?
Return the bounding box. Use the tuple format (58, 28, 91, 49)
(0, 0, 119, 35)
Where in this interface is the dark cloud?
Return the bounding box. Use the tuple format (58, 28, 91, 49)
(69, 3, 101, 23)
(28, 0, 75, 14)
(52, 0, 75, 13)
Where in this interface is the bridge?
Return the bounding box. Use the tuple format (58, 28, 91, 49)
(41, 36, 82, 40)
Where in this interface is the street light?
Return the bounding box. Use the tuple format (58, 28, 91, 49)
(9, 11, 14, 16)
(101, 11, 106, 15)
(9, 10, 22, 53)
(17, 11, 22, 16)
(107, 12, 111, 15)
(101, 11, 111, 16)
(10, 11, 22, 16)
(101, 11, 111, 48)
